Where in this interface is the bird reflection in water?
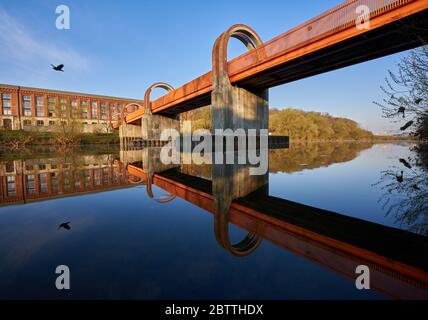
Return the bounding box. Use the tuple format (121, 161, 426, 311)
(375, 144, 428, 236)
(58, 222, 71, 230)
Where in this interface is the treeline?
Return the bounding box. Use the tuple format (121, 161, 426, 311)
(269, 108, 374, 140)
(180, 105, 212, 132)
(183, 106, 376, 141)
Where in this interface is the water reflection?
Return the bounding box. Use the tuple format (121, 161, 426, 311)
(269, 141, 374, 173)
(0, 150, 141, 206)
(212, 154, 266, 257)
(0, 143, 427, 299)
(375, 143, 428, 236)
(175, 141, 375, 179)
(120, 145, 428, 299)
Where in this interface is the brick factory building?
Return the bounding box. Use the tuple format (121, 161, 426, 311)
(0, 84, 143, 132)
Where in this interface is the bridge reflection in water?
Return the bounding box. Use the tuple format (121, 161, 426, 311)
(118, 147, 428, 300)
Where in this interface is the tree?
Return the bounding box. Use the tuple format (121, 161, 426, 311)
(375, 45, 428, 140)
(374, 46, 428, 235)
(52, 98, 83, 145)
(180, 106, 373, 141)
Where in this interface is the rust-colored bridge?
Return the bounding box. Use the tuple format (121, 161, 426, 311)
(115, 0, 428, 129)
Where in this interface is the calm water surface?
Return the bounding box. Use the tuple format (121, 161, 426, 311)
(0, 142, 426, 299)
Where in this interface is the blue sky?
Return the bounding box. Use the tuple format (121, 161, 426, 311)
(0, 0, 413, 133)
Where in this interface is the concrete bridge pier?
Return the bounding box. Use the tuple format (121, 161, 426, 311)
(141, 83, 180, 144)
(119, 123, 143, 149)
(118, 103, 145, 149)
(211, 24, 268, 139)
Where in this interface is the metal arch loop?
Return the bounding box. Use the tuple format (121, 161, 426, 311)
(127, 175, 146, 185)
(229, 232, 262, 256)
(212, 24, 264, 88)
(153, 193, 177, 204)
(214, 199, 262, 257)
(143, 82, 174, 114)
(120, 102, 144, 124)
(145, 174, 176, 204)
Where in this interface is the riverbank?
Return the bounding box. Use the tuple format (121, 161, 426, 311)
(0, 129, 417, 152)
(0, 130, 119, 148)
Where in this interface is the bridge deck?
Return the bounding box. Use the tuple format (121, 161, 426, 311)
(122, 0, 428, 125)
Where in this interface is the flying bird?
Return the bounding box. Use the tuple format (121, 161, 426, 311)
(400, 121, 414, 131)
(51, 64, 64, 72)
(396, 171, 404, 183)
(58, 222, 71, 230)
(397, 106, 406, 118)
(399, 158, 412, 169)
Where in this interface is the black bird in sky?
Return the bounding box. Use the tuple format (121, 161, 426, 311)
(399, 158, 412, 169)
(398, 106, 406, 118)
(58, 222, 71, 230)
(400, 121, 414, 131)
(51, 64, 64, 72)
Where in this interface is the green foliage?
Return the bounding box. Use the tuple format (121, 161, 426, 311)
(181, 106, 212, 132)
(80, 133, 119, 145)
(269, 108, 374, 140)
(183, 106, 374, 141)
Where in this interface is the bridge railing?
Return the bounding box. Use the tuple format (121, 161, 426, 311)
(232, 0, 416, 74)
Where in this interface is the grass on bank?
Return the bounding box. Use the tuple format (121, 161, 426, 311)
(0, 130, 119, 147)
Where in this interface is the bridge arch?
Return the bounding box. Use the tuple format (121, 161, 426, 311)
(122, 102, 144, 124)
(127, 175, 146, 185)
(111, 102, 144, 126)
(143, 82, 174, 114)
(214, 196, 262, 257)
(214, 206, 262, 257)
(146, 175, 176, 203)
(212, 24, 264, 88)
(211, 24, 268, 134)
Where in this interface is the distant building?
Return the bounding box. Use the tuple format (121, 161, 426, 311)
(0, 84, 143, 132)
